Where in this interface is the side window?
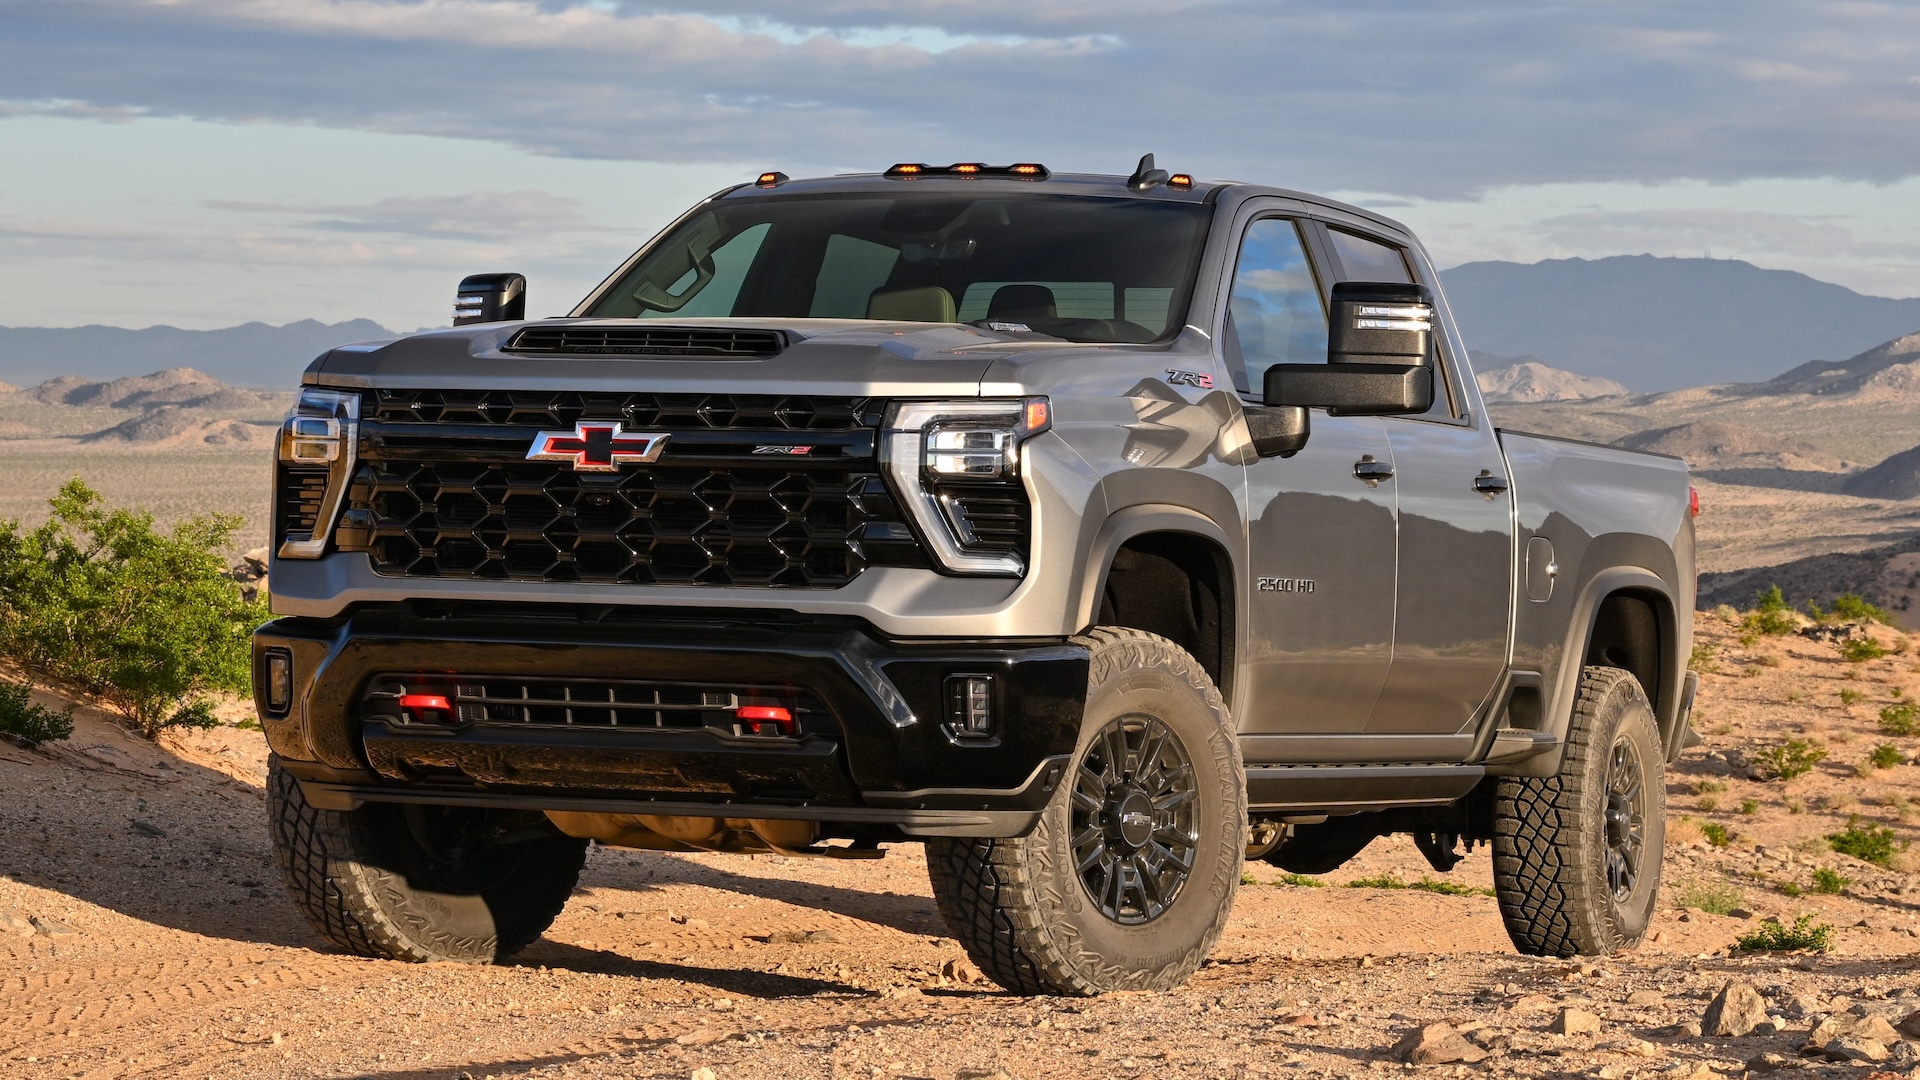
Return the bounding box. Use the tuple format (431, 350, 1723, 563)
(1326, 226, 1458, 417)
(1327, 228, 1413, 284)
(639, 222, 770, 319)
(1225, 218, 1328, 393)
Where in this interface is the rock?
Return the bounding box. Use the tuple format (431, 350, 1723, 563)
(1728, 908, 1755, 920)
(1805, 1013, 1903, 1052)
(673, 1028, 728, 1047)
(1392, 1023, 1489, 1065)
(1899, 1010, 1920, 1038)
(691, 1069, 717, 1080)
(1626, 990, 1666, 1009)
(1703, 979, 1769, 1037)
(801, 929, 839, 944)
(0, 909, 33, 937)
(954, 1071, 1012, 1080)
(1508, 993, 1556, 1013)
(30, 916, 79, 938)
(1747, 1051, 1800, 1072)
(131, 819, 168, 838)
(1554, 1007, 1603, 1036)
(1824, 1037, 1890, 1063)
(941, 957, 984, 985)
(1889, 1041, 1920, 1066)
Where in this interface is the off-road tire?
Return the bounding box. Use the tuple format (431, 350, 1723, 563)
(1493, 666, 1665, 957)
(268, 756, 588, 963)
(926, 627, 1245, 995)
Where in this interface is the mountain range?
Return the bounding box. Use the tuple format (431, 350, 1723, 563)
(1442, 255, 1920, 392)
(0, 319, 393, 388)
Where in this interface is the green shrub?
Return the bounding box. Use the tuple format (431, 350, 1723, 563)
(1828, 818, 1900, 867)
(1689, 643, 1719, 674)
(1742, 585, 1798, 636)
(1696, 779, 1728, 794)
(1838, 688, 1863, 706)
(1700, 822, 1733, 847)
(1880, 701, 1918, 737)
(1868, 743, 1902, 770)
(1677, 876, 1743, 915)
(1828, 593, 1892, 625)
(1739, 799, 1760, 816)
(0, 677, 72, 747)
(0, 479, 267, 737)
(1811, 867, 1850, 895)
(1273, 872, 1325, 888)
(1841, 637, 1889, 663)
(1735, 915, 1833, 953)
(1697, 793, 1721, 812)
(1342, 873, 1492, 897)
(1753, 738, 1828, 780)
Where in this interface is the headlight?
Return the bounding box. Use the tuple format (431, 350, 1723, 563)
(882, 399, 1048, 576)
(275, 388, 359, 559)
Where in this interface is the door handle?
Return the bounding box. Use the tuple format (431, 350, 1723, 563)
(1353, 457, 1394, 483)
(1474, 471, 1509, 494)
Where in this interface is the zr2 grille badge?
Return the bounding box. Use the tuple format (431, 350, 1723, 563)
(526, 422, 670, 472)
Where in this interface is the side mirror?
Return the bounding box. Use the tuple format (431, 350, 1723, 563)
(452, 273, 526, 325)
(1263, 281, 1435, 415)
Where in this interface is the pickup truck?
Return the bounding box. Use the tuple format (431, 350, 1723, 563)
(255, 157, 1698, 995)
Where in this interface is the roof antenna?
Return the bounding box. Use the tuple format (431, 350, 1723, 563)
(1127, 153, 1169, 191)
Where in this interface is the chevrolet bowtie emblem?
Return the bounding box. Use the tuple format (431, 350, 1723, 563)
(526, 422, 669, 472)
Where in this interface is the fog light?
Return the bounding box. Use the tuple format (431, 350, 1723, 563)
(264, 649, 292, 713)
(945, 674, 996, 738)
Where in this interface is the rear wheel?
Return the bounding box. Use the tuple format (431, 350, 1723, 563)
(1492, 666, 1665, 957)
(926, 627, 1244, 995)
(268, 757, 587, 963)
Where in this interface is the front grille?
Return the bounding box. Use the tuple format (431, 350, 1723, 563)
(504, 326, 786, 359)
(362, 389, 868, 431)
(363, 674, 833, 737)
(344, 392, 927, 587)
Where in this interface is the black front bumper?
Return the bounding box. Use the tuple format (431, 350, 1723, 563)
(254, 604, 1087, 837)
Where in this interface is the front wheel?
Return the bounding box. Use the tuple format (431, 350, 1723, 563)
(1492, 666, 1666, 957)
(926, 627, 1245, 995)
(268, 757, 588, 963)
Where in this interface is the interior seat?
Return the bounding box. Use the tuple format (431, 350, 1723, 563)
(867, 286, 956, 323)
(986, 284, 1057, 322)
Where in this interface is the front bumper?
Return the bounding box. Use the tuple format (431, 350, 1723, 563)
(253, 604, 1087, 837)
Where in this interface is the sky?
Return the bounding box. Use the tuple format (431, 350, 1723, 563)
(4, 0, 1920, 330)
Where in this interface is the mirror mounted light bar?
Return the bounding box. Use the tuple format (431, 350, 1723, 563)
(452, 273, 526, 325)
(1329, 281, 1433, 365)
(885, 162, 1051, 180)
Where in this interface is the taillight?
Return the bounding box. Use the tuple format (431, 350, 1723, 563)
(1689, 486, 1700, 517)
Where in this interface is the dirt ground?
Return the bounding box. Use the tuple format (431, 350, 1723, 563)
(4, 614, 1920, 1080)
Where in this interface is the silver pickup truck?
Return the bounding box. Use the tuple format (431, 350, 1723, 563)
(255, 157, 1697, 995)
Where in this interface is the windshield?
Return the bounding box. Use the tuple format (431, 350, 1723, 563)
(581, 192, 1213, 343)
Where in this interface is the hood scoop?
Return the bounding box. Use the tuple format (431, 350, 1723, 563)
(504, 325, 787, 359)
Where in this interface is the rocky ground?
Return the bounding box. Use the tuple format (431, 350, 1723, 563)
(3, 607, 1918, 1080)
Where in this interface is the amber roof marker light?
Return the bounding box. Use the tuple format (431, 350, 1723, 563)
(883, 162, 1051, 180)
(756, 171, 789, 186)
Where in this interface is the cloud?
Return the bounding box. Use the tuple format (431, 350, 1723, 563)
(1, 0, 1919, 198)
(210, 191, 596, 242)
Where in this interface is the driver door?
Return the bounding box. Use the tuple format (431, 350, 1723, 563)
(1227, 215, 1398, 743)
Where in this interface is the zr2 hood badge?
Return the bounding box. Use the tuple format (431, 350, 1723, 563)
(526, 422, 669, 472)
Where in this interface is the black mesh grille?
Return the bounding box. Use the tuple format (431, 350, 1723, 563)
(362, 389, 870, 430)
(345, 392, 927, 587)
(276, 466, 330, 543)
(943, 490, 1030, 552)
(363, 674, 832, 737)
(504, 326, 786, 358)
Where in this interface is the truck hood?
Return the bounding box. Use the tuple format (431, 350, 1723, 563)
(303, 317, 1090, 399)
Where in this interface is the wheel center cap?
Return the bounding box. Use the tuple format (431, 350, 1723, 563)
(1114, 790, 1155, 849)
(1606, 793, 1632, 846)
